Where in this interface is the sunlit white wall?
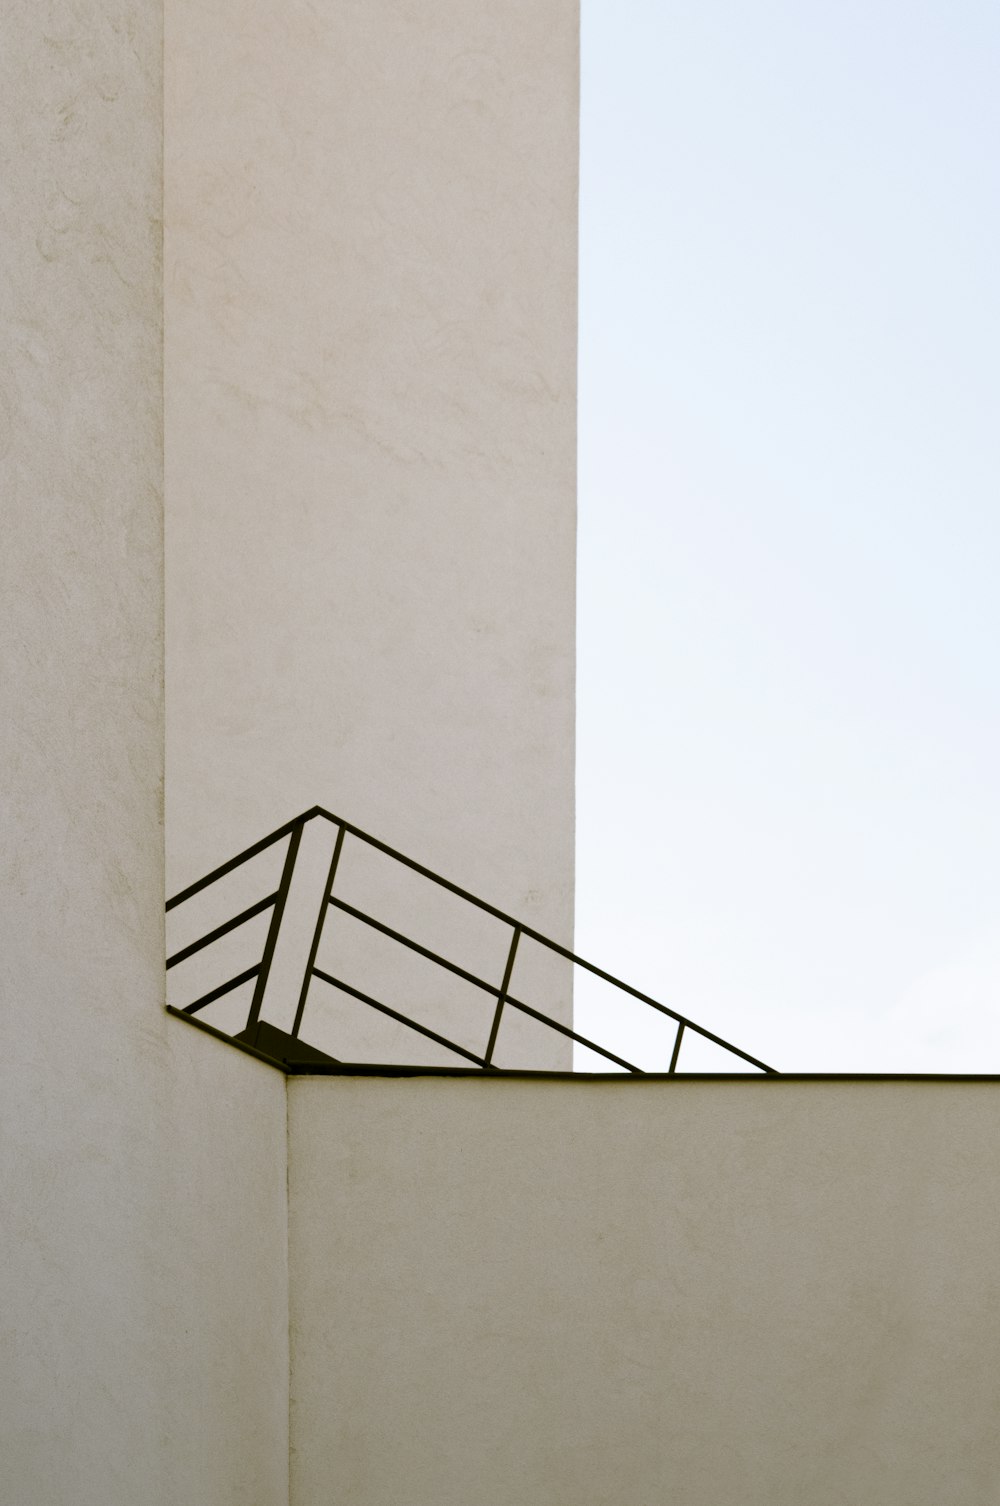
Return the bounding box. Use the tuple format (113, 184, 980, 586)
(165, 0, 579, 1067)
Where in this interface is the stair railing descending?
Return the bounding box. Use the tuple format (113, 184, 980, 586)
(166, 807, 778, 1075)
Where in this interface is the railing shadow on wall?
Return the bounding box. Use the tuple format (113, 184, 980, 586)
(165, 807, 777, 1076)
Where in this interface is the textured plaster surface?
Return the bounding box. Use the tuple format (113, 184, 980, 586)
(164, 0, 578, 1065)
(288, 1077, 1000, 1505)
(0, 6, 289, 1501)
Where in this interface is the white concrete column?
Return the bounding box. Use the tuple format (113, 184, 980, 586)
(165, 0, 579, 1065)
(1, 5, 290, 1501)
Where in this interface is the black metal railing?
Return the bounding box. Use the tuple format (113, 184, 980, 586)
(166, 807, 778, 1076)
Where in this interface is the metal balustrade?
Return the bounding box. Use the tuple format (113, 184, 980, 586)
(166, 806, 778, 1076)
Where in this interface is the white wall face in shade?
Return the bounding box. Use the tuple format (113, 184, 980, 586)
(0, 7, 289, 1501)
(164, 0, 578, 1066)
(289, 1077, 1000, 1506)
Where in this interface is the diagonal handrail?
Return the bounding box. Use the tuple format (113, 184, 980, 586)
(166, 810, 320, 911)
(311, 807, 777, 1074)
(166, 892, 279, 968)
(165, 806, 778, 1076)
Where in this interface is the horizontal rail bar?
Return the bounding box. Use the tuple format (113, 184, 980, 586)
(166, 810, 319, 912)
(181, 964, 261, 1016)
(311, 968, 493, 1069)
(315, 807, 535, 930)
(500, 994, 641, 1072)
(310, 807, 776, 1074)
(328, 897, 504, 1000)
(327, 900, 639, 1071)
(166, 892, 278, 968)
(513, 945, 776, 1073)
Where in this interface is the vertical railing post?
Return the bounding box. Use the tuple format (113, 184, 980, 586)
(483, 925, 521, 1068)
(245, 818, 305, 1046)
(291, 822, 346, 1040)
(668, 1020, 685, 1074)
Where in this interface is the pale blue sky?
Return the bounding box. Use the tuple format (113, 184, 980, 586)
(576, 0, 1000, 1070)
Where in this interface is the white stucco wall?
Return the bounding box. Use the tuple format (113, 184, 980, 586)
(1, 7, 289, 1501)
(288, 1076, 1000, 1505)
(164, 0, 578, 1064)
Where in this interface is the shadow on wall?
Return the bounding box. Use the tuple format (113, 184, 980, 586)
(165, 806, 777, 1076)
